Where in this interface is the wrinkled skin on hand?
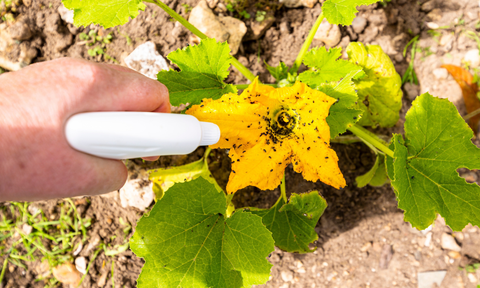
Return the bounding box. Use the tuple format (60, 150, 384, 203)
(0, 58, 170, 201)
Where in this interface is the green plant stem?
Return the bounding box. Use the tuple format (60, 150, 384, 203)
(147, 0, 256, 82)
(464, 107, 480, 121)
(290, 12, 324, 74)
(0, 256, 8, 284)
(234, 83, 277, 89)
(280, 174, 287, 202)
(111, 259, 115, 288)
(347, 125, 394, 158)
(77, 245, 103, 288)
(331, 135, 391, 144)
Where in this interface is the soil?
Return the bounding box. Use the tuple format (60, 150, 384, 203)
(1, 0, 480, 287)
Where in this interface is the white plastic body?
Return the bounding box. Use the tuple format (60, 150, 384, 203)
(65, 112, 220, 159)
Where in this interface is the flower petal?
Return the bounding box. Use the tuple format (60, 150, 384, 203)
(289, 134, 346, 189)
(226, 137, 291, 193)
(187, 79, 275, 150)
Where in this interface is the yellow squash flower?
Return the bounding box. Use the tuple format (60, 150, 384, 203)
(187, 79, 346, 193)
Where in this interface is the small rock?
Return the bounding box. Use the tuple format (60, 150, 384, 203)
(81, 234, 101, 256)
(189, 0, 246, 55)
(124, 41, 169, 80)
(439, 33, 454, 51)
(360, 242, 372, 252)
(217, 16, 247, 55)
(54, 33, 73, 52)
(245, 14, 275, 40)
(421, 0, 435, 12)
(22, 224, 32, 235)
(394, 53, 404, 63)
(205, 0, 218, 9)
(73, 241, 83, 256)
(414, 250, 422, 261)
(120, 179, 155, 211)
(36, 260, 50, 278)
(426, 22, 439, 29)
(314, 18, 342, 48)
(379, 244, 393, 269)
(351, 16, 367, 34)
(7, 20, 32, 41)
(279, 0, 317, 8)
(404, 82, 420, 101)
(97, 268, 109, 287)
(75, 257, 87, 274)
(58, 4, 74, 25)
(52, 263, 82, 286)
(22, 0, 32, 7)
(447, 251, 461, 259)
(417, 270, 447, 288)
(464, 49, 480, 68)
(281, 270, 293, 282)
(424, 232, 433, 247)
(0, 24, 37, 71)
(463, 171, 478, 183)
(468, 273, 478, 283)
(433, 68, 448, 80)
(441, 233, 461, 252)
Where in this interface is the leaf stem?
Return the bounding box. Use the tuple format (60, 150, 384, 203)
(331, 134, 391, 144)
(347, 125, 394, 158)
(464, 107, 480, 121)
(148, 0, 256, 82)
(234, 83, 277, 90)
(280, 174, 287, 202)
(290, 12, 324, 74)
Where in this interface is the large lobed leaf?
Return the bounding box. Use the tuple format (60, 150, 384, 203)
(299, 47, 363, 85)
(130, 177, 274, 288)
(347, 42, 403, 128)
(386, 93, 480, 231)
(158, 38, 237, 108)
(250, 191, 327, 253)
(298, 47, 363, 139)
(62, 0, 145, 28)
(322, 0, 382, 25)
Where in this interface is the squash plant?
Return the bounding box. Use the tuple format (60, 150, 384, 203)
(62, 0, 480, 287)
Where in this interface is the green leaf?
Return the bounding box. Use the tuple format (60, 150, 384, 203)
(265, 62, 289, 82)
(158, 38, 237, 107)
(62, 0, 146, 28)
(317, 70, 364, 139)
(130, 177, 274, 288)
(347, 42, 403, 128)
(322, 0, 382, 25)
(299, 47, 363, 85)
(149, 156, 221, 200)
(250, 191, 327, 253)
(386, 93, 480, 231)
(356, 154, 388, 187)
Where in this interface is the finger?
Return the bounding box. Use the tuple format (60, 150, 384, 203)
(142, 156, 160, 161)
(81, 158, 128, 196)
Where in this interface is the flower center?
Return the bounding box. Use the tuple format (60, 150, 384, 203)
(270, 107, 297, 138)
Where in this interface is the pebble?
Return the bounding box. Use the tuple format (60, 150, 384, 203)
(464, 49, 480, 68)
(279, 0, 317, 8)
(20, 223, 32, 235)
(468, 273, 478, 283)
(420, 0, 435, 12)
(119, 179, 154, 211)
(433, 68, 448, 80)
(7, 20, 32, 41)
(351, 16, 367, 34)
(360, 242, 372, 252)
(463, 171, 478, 183)
(426, 22, 439, 29)
(379, 244, 393, 269)
(404, 82, 420, 101)
(124, 41, 169, 80)
(52, 263, 82, 286)
(247, 14, 275, 40)
(73, 242, 83, 256)
(417, 270, 447, 288)
(447, 251, 461, 259)
(441, 233, 462, 252)
(281, 270, 293, 282)
(314, 18, 342, 48)
(189, 0, 246, 55)
(205, 0, 218, 9)
(58, 4, 74, 25)
(75, 257, 87, 274)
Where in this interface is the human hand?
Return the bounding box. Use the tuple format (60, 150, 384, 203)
(0, 58, 170, 201)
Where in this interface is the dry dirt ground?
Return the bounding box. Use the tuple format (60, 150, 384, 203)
(1, 0, 480, 287)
